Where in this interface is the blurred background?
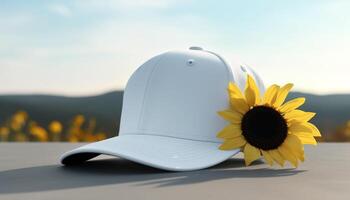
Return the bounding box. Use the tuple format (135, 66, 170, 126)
(1, 0, 349, 142)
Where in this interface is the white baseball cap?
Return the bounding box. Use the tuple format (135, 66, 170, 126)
(60, 47, 265, 171)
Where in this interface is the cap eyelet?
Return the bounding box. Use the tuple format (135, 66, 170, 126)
(187, 59, 195, 66)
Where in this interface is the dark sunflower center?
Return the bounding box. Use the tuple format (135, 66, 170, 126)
(241, 105, 288, 150)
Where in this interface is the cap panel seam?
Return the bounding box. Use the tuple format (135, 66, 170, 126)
(203, 50, 233, 83)
(137, 52, 169, 130)
(134, 50, 231, 141)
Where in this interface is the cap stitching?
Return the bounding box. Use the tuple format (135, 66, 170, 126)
(203, 50, 233, 83)
(134, 50, 231, 142)
(137, 53, 169, 130)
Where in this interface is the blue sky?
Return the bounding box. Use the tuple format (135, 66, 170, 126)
(1, 0, 349, 95)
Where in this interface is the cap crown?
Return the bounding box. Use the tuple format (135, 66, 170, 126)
(119, 49, 263, 143)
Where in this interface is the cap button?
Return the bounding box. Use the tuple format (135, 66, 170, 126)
(189, 46, 203, 50)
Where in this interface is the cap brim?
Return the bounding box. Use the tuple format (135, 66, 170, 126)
(60, 134, 240, 171)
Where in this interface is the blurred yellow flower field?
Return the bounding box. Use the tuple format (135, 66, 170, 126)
(325, 121, 350, 142)
(0, 110, 350, 142)
(0, 110, 107, 142)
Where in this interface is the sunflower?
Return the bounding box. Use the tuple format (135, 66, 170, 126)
(217, 75, 321, 167)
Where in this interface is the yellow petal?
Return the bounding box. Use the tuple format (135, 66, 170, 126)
(261, 150, 274, 166)
(244, 143, 261, 166)
(285, 110, 316, 123)
(229, 97, 250, 114)
(289, 122, 320, 138)
(217, 124, 242, 139)
(283, 134, 305, 162)
(296, 134, 317, 145)
(278, 97, 305, 113)
(292, 131, 315, 138)
(244, 75, 261, 107)
(305, 122, 322, 137)
(273, 83, 293, 108)
(219, 136, 246, 150)
(268, 150, 285, 167)
(228, 82, 245, 99)
(262, 84, 280, 105)
(278, 145, 298, 167)
(217, 110, 242, 124)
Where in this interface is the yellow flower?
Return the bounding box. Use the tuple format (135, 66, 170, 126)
(72, 115, 85, 127)
(13, 111, 28, 124)
(95, 132, 107, 141)
(10, 111, 28, 131)
(49, 121, 63, 134)
(68, 135, 79, 142)
(0, 127, 10, 141)
(30, 125, 48, 142)
(217, 75, 321, 167)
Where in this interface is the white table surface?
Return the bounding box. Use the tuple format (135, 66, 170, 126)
(0, 143, 349, 200)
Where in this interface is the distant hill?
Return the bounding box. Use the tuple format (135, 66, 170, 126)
(288, 92, 350, 134)
(0, 91, 349, 137)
